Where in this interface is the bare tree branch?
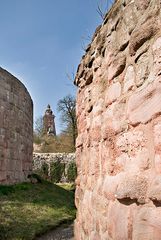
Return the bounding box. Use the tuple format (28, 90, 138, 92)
(57, 94, 77, 149)
(97, 4, 105, 20)
(97, 0, 114, 20)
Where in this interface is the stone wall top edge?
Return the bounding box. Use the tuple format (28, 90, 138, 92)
(0, 67, 33, 105)
(74, 0, 122, 86)
(75, 0, 161, 86)
(89, 0, 121, 44)
(103, 0, 122, 22)
(33, 152, 75, 155)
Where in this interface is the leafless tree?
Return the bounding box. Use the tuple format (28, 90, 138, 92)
(97, 0, 114, 19)
(34, 116, 44, 137)
(57, 94, 77, 150)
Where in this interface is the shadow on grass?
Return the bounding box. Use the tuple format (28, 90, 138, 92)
(0, 179, 76, 240)
(0, 180, 75, 208)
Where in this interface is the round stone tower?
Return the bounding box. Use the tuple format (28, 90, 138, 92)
(0, 67, 33, 184)
(43, 104, 56, 135)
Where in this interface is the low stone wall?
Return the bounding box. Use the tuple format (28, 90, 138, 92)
(33, 153, 76, 182)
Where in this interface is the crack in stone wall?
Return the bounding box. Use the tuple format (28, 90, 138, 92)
(74, 0, 161, 239)
(0, 67, 33, 184)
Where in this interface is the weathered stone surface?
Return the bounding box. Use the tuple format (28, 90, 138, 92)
(74, 0, 161, 239)
(147, 175, 161, 201)
(105, 82, 121, 106)
(108, 53, 126, 80)
(135, 0, 150, 10)
(116, 174, 148, 203)
(129, 18, 159, 56)
(101, 101, 127, 134)
(0, 67, 33, 184)
(152, 37, 161, 79)
(106, 201, 132, 240)
(123, 2, 138, 34)
(135, 52, 150, 87)
(116, 19, 130, 51)
(123, 65, 135, 93)
(127, 80, 161, 125)
(133, 206, 161, 240)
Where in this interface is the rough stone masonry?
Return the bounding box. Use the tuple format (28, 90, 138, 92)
(74, 0, 161, 239)
(0, 67, 33, 184)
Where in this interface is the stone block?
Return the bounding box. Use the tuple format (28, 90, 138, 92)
(135, 52, 150, 87)
(116, 174, 148, 203)
(108, 54, 126, 81)
(102, 101, 127, 135)
(133, 206, 161, 240)
(127, 80, 161, 125)
(147, 175, 161, 201)
(105, 82, 121, 106)
(106, 201, 131, 240)
(123, 65, 135, 93)
(129, 18, 159, 56)
(135, 0, 150, 10)
(123, 2, 138, 34)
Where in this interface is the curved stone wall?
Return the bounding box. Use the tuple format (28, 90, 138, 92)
(0, 67, 33, 184)
(75, 0, 161, 239)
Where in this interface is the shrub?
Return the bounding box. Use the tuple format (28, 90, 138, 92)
(34, 162, 49, 180)
(67, 161, 77, 182)
(41, 162, 49, 178)
(28, 173, 43, 183)
(50, 161, 65, 183)
(33, 134, 42, 144)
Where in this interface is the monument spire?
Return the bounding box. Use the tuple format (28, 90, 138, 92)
(43, 104, 56, 135)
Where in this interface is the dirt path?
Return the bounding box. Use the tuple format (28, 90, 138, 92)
(35, 224, 74, 240)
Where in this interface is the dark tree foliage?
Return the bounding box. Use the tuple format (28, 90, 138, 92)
(67, 161, 77, 182)
(50, 161, 65, 183)
(34, 116, 44, 136)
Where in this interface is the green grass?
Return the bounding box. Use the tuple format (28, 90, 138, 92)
(56, 183, 75, 191)
(0, 180, 76, 240)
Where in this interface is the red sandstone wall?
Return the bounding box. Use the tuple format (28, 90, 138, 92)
(0, 67, 33, 184)
(74, 0, 161, 239)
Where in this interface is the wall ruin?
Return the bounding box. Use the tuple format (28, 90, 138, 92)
(75, 0, 161, 239)
(33, 153, 75, 182)
(0, 67, 33, 184)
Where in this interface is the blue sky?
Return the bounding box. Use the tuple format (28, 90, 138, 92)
(0, 0, 113, 133)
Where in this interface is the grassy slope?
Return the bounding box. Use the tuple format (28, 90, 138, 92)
(0, 181, 76, 240)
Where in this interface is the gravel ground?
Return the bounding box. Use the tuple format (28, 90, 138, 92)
(35, 224, 74, 240)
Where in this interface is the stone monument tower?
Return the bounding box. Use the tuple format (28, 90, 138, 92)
(43, 104, 56, 135)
